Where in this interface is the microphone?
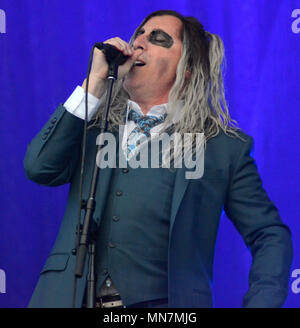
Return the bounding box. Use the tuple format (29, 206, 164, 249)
(94, 42, 129, 65)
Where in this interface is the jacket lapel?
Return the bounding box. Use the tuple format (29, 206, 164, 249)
(169, 167, 190, 236)
(92, 129, 119, 226)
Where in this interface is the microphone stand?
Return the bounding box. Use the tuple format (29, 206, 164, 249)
(72, 45, 123, 308)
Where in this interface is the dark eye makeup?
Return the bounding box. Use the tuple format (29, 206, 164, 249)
(134, 28, 174, 48)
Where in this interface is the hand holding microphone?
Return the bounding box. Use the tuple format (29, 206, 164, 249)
(82, 37, 142, 98)
(91, 37, 142, 80)
(94, 42, 129, 66)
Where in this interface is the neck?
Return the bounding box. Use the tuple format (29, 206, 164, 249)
(129, 93, 169, 115)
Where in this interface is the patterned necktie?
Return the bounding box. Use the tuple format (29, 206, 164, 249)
(126, 109, 166, 160)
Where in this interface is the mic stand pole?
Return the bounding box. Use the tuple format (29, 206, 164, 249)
(74, 61, 119, 308)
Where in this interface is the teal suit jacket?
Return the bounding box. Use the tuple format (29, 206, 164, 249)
(24, 105, 293, 307)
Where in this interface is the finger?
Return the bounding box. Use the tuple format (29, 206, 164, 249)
(125, 43, 133, 56)
(130, 48, 143, 61)
(104, 38, 131, 55)
(120, 49, 142, 73)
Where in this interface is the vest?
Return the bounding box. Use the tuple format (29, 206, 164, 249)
(94, 135, 176, 306)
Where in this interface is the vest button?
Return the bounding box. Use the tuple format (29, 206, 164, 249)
(122, 168, 129, 173)
(112, 215, 119, 222)
(108, 242, 115, 248)
(116, 190, 123, 196)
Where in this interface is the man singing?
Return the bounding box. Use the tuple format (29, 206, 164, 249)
(24, 10, 293, 308)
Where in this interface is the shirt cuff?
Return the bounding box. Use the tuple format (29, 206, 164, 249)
(64, 86, 101, 121)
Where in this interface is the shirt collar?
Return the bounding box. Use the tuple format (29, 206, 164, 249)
(127, 99, 182, 124)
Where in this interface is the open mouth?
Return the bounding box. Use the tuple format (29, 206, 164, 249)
(134, 60, 146, 67)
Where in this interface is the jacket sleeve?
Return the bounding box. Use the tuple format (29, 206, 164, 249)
(224, 136, 293, 308)
(24, 105, 84, 186)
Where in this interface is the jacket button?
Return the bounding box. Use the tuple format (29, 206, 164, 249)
(51, 118, 57, 123)
(122, 168, 129, 173)
(116, 190, 123, 196)
(112, 215, 119, 222)
(42, 134, 48, 140)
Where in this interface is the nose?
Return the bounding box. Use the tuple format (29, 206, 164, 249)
(133, 33, 147, 50)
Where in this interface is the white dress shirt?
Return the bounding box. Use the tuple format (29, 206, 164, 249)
(64, 86, 182, 151)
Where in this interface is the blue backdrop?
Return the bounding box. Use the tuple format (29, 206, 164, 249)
(0, 0, 299, 308)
